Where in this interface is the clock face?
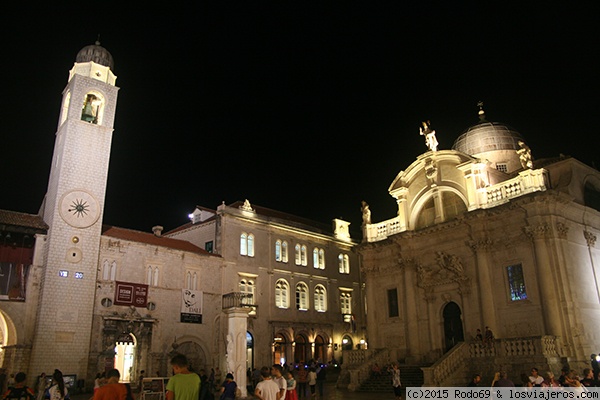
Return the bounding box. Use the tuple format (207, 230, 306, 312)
(59, 190, 100, 228)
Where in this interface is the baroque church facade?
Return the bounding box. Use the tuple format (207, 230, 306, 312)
(353, 108, 600, 386)
(0, 42, 363, 394)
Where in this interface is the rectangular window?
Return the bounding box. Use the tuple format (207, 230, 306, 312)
(496, 163, 508, 173)
(387, 288, 399, 317)
(507, 264, 528, 301)
(205, 241, 213, 253)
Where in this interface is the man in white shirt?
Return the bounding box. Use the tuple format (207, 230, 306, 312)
(271, 365, 287, 400)
(255, 367, 279, 400)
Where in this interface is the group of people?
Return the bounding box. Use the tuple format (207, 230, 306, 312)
(474, 327, 495, 347)
(252, 361, 326, 400)
(468, 364, 600, 390)
(1, 370, 69, 400)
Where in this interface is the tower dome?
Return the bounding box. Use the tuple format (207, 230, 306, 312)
(452, 104, 526, 173)
(76, 40, 114, 70)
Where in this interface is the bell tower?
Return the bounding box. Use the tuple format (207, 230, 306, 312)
(29, 41, 119, 380)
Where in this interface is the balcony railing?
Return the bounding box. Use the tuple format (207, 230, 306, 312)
(222, 292, 256, 310)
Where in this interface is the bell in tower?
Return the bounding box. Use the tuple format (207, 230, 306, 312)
(81, 93, 99, 123)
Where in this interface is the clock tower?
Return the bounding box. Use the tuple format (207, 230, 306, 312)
(29, 41, 119, 379)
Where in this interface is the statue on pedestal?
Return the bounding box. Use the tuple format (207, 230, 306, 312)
(420, 121, 439, 152)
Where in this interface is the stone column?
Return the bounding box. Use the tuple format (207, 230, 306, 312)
(224, 307, 250, 397)
(525, 223, 562, 336)
(404, 265, 421, 361)
(470, 239, 497, 334)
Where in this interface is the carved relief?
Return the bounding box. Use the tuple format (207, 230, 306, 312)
(424, 157, 438, 183)
(524, 223, 549, 240)
(469, 239, 493, 253)
(555, 222, 569, 239)
(416, 252, 470, 292)
(584, 230, 597, 247)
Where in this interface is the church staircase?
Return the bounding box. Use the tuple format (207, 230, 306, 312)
(358, 365, 425, 393)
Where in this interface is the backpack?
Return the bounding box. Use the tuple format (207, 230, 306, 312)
(4, 386, 35, 400)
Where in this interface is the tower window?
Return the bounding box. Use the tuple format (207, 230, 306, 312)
(81, 93, 103, 124)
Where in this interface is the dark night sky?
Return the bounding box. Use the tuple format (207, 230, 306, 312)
(0, 5, 597, 235)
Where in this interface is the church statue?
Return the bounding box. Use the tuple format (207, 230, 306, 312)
(419, 121, 439, 152)
(517, 140, 533, 169)
(361, 201, 371, 225)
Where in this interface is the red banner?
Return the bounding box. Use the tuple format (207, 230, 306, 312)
(114, 281, 148, 307)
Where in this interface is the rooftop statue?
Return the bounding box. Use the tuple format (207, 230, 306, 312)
(361, 200, 371, 225)
(419, 120, 439, 152)
(517, 140, 533, 169)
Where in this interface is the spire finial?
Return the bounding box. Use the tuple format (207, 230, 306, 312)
(477, 100, 487, 122)
(95, 34, 101, 46)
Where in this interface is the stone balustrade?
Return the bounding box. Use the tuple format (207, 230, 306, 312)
(364, 168, 547, 243)
(422, 336, 560, 387)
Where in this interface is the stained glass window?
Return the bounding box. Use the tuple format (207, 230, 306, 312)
(507, 264, 527, 301)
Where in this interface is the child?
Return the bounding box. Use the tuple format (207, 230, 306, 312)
(285, 371, 297, 400)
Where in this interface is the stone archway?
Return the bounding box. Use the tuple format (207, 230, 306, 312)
(294, 334, 309, 364)
(172, 341, 207, 372)
(443, 302, 464, 352)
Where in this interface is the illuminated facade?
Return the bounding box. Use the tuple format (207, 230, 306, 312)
(0, 42, 363, 393)
(167, 200, 364, 370)
(353, 108, 600, 387)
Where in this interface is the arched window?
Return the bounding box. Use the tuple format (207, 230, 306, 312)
(314, 248, 325, 269)
(314, 285, 327, 312)
(338, 254, 350, 274)
(275, 279, 289, 309)
(102, 260, 110, 280)
(295, 282, 309, 311)
(240, 278, 255, 299)
(281, 241, 288, 262)
(110, 261, 116, 280)
(247, 234, 255, 257)
(301, 245, 307, 266)
(186, 272, 197, 290)
(240, 233, 248, 256)
(240, 233, 255, 257)
(240, 278, 256, 315)
(275, 240, 282, 261)
(147, 267, 153, 285)
(295, 244, 301, 265)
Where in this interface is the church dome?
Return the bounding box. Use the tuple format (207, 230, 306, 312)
(452, 107, 524, 156)
(76, 41, 114, 70)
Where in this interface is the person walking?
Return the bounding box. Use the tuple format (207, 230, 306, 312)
(1, 372, 35, 400)
(307, 368, 317, 399)
(93, 369, 131, 400)
(35, 373, 47, 400)
(166, 354, 200, 400)
(217, 373, 236, 400)
(295, 366, 307, 400)
(47, 370, 68, 400)
(254, 367, 279, 400)
(271, 365, 286, 400)
(315, 366, 326, 399)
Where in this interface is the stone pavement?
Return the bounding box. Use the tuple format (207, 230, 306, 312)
(70, 381, 393, 400)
